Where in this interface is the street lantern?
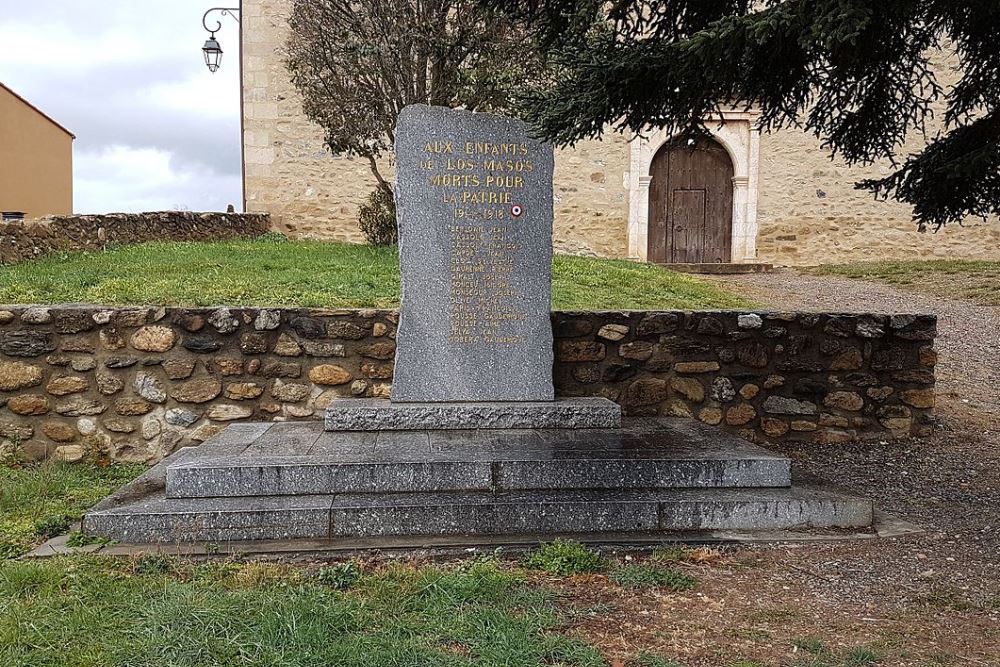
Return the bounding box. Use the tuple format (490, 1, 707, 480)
(201, 7, 240, 73)
(202, 35, 223, 73)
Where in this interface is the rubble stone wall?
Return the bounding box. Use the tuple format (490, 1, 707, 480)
(0, 212, 272, 265)
(0, 306, 935, 462)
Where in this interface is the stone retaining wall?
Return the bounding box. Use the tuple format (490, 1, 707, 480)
(0, 212, 271, 265)
(0, 306, 936, 462)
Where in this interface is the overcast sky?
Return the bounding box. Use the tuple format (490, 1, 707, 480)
(0, 1, 244, 213)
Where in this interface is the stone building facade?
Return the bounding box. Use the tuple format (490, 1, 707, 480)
(241, 0, 1000, 265)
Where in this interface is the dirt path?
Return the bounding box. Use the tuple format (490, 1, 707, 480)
(703, 270, 1000, 429)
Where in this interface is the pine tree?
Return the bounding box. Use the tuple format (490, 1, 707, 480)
(491, 0, 1000, 229)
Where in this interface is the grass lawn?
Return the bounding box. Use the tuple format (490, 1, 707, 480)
(0, 460, 973, 666)
(1, 555, 611, 667)
(0, 236, 752, 311)
(0, 460, 144, 559)
(808, 259, 1000, 306)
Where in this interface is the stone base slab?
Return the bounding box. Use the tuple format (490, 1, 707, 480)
(164, 419, 790, 498)
(324, 398, 622, 431)
(81, 417, 875, 546)
(83, 486, 873, 544)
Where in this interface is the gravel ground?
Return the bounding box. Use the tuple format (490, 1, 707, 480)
(549, 409, 1000, 666)
(703, 269, 1000, 429)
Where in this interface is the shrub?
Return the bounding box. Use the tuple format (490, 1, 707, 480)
(609, 564, 698, 591)
(133, 553, 178, 576)
(358, 186, 397, 246)
(846, 646, 883, 666)
(523, 540, 606, 576)
(0, 437, 28, 468)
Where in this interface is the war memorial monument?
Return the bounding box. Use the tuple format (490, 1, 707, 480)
(84, 107, 873, 545)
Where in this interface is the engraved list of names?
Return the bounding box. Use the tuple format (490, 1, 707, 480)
(391, 105, 555, 403)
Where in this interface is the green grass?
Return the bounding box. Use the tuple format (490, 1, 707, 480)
(0, 236, 752, 311)
(607, 564, 698, 591)
(0, 460, 144, 560)
(627, 654, 684, 667)
(789, 638, 883, 667)
(808, 259, 1000, 306)
(0, 556, 610, 667)
(523, 540, 607, 576)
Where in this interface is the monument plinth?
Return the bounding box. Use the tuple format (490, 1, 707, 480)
(325, 104, 621, 430)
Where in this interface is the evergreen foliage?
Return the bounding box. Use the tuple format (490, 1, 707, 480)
(490, 0, 1000, 229)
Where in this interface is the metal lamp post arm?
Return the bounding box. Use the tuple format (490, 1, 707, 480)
(202, 7, 241, 35)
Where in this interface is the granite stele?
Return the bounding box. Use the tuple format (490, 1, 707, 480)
(79, 107, 875, 549)
(324, 104, 621, 430)
(393, 104, 555, 402)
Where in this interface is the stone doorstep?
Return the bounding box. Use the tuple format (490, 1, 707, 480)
(654, 263, 775, 275)
(323, 397, 623, 431)
(32, 510, 923, 558)
(82, 486, 874, 545)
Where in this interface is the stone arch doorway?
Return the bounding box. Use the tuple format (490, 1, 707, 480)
(627, 111, 761, 263)
(647, 136, 734, 263)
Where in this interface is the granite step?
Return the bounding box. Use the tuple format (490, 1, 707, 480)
(83, 486, 874, 544)
(324, 398, 623, 431)
(164, 420, 791, 498)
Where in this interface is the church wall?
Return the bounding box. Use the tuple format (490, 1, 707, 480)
(243, 0, 1000, 265)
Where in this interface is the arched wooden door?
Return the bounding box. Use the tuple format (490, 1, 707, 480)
(648, 137, 734, 263)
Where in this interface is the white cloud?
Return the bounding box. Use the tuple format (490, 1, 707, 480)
(74, 145, 241, 214)
(146, 74, 240, 121)
(0, 22, 152, 71)
(0, 1, 243, 214)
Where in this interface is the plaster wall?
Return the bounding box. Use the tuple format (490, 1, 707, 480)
(0, 85, 73, 219)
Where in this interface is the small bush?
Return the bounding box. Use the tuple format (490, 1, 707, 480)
(792, 637, 828, 656)
(256, 231, 289, 243)
(2, 436, 36, 469)
(317, 560, 362, 590)
(609, 564, 698, 591)
(133, 553, 178, 576)
(523, 540, 606, 576)
(189, 560, 242, 583)
(358, 186, 397, 246)
(846, 647, 883, 666)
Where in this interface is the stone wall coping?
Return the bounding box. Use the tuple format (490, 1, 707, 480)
(0, 305, 937, 320)
(0, 211, 271, 266)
